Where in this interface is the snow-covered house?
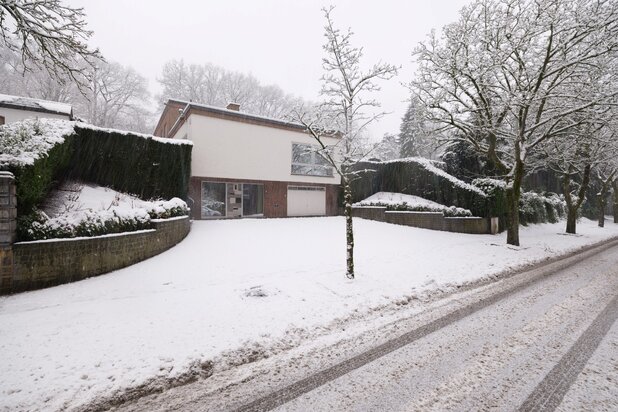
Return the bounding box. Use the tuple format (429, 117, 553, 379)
(154, 99, 341, 219)
(0, 94, 73, 125)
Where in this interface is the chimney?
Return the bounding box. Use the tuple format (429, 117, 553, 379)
(226, 102, 240, 111)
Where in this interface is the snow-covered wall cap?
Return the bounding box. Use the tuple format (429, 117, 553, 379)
(0, 93, 73, 117)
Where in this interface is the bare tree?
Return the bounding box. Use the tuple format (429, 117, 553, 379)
(0, 44, 153, 133)
(0, 0, 102, 89)
(295, 6, 398, 279)
(78, 61, 152, 132)
(157, 59, 306, 119)
(410, 0, 618, 245)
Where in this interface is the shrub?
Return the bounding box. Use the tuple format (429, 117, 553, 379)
(358, 201, 472, 217)
(350, 158, 489, 217)
(19, 196, 189, 241)
(519, 192, 566, 225)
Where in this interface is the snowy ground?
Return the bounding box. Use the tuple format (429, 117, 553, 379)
(1, 217, 618, 411)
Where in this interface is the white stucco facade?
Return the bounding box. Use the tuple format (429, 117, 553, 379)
(0, 107, 71, 124)
(180, 113, 341, 185)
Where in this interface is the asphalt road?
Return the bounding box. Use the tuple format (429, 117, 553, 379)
(111, 241, 618, 412)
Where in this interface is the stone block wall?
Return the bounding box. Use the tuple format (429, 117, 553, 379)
(3, 216, 190, 294)
(353, 206, 498, 235)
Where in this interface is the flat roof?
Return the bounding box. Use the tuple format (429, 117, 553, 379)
(167, 98, 307, 133)
(0, 94, 73, 117)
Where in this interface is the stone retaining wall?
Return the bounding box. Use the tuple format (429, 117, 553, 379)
(3, 216, 190, 294)
(353, 206, 498, 235)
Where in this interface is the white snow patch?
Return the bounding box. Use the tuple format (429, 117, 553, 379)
(355, 192, 451, 209)
(1, 217, 617, 411)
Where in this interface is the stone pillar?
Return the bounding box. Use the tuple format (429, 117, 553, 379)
(0, 171, 16, 295)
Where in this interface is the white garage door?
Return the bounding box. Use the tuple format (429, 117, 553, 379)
(287, 186, 326, 216)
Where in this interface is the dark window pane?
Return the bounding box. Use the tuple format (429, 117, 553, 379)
(243, 184, 264, 216)
(201, 182, 226, 217)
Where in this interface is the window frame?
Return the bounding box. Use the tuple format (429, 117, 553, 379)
(290, 142, 334, 177)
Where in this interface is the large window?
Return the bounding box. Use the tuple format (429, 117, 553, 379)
(291, 143, 333, 177)
(201, 181, 264, 218)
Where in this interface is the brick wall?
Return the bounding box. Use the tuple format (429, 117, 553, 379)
(353, 207, 498, 235)
(4, 216, 190, 294)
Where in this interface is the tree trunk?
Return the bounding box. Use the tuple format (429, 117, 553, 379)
(598, 193, 606, 228)
(505, 158, 524, 246)
(562, 164, 591, 235)
(613, 181, 618, 224)
(343, 182, 354, 279)
(505, 185, 521, 246)
(566, 207, 578, 234)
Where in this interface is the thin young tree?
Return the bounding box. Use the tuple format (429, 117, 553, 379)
(0, 0, 102, 89)
(295, 6, 397, 279)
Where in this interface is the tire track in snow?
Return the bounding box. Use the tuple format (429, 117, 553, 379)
(518, 293, 618, 412)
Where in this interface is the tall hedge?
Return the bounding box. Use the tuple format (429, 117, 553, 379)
(70, 126, 192, 201)
(2, 122, 192, 219)
(350, 159, 490, 217)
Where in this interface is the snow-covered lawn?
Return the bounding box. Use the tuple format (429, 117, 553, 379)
(1, 217, 618, 411)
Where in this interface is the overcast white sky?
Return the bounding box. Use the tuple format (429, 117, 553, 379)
(66, 0, 472, 137)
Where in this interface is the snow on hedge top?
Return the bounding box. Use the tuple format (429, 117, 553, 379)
(75, 122, 193, 146)
(0, 118, 192, 168)
(355, 192, 447, 209)
(0, 118, 75, 167)
(0, 93, 72, 116)
(382, 157, 488, 197)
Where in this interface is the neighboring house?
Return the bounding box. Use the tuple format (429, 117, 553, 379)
(0, 94, 73, 125)
(154, 99, 341, 219)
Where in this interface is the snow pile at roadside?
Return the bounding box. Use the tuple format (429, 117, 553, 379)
(1, 217, 618, 411)
(0, 119, 75, 167)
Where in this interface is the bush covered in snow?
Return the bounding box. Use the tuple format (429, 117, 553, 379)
(362, 202, 473, 217)
(18, 196, 189, 241)
(23, 209, 151, 241)
(349, 158, 489, 217)
(145, 198, 189, 219)
(519, 192, 567, 225)
(0, 119, 77, 217)
(354, 193, 473, 217)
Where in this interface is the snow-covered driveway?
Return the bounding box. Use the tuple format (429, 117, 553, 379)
(1, 217, 618, 411)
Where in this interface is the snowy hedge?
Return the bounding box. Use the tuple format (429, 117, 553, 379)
(0, 119, 192, 221)
(472, 178, 567, 226)
(349, 158, 489, 217)
(519, 192, 567, 225)
(71, 124, 192, 202)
